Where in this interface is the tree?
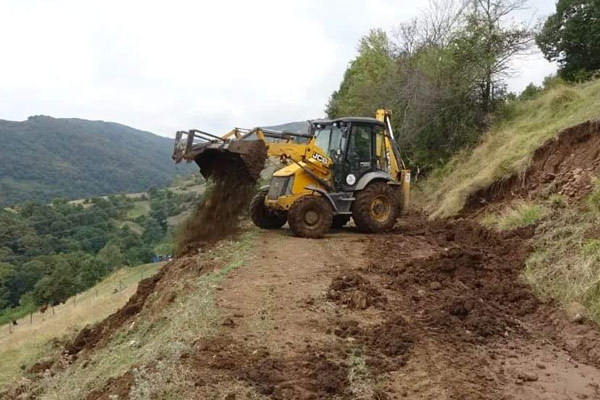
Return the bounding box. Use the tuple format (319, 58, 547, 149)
(0, 263, 17, 309)
(536, 0, 600, 81)
(15, 258, 48, 297)
(97, 243, 125, 270)
(78, 255, 107, 287)
(0, 247, 14, 264)
(326, 29, 395, 118)
(326, 0, 533, 169)
(519, 82, 542, 100)
(32, 254, 80, 305)
(73, 226, 110, 253)
(142, 217, 164, 245)
(126, 246, 154, 266)
(461, 0, 533, 112)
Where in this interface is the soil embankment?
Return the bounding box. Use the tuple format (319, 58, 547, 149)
(465, 119, 600, 215)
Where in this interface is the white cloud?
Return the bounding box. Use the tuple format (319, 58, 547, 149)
(0, 0, 557, 137)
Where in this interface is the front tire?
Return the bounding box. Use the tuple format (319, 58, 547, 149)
(352, 181, 399, 233)
(249, 191, 287, 229)
(288, 196, 333, 238)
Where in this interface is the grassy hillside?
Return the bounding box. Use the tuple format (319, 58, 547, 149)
(421, 79, 600, 218)
(0, 116, 192, 206)
(0, 262, 162, 387)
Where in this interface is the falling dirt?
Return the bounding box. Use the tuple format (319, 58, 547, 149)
(175, 140, 267, 255)
(465, 119, 600, 214)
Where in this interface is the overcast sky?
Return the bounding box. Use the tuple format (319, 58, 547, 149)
(0, 0, 557, 137)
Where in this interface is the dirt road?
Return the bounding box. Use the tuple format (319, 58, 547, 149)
(185, 214, 600, 399)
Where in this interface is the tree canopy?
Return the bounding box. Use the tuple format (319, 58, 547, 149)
(536, 0, 600, 81)
(327, 0, 533, 170)
(0, 186, 202, 319)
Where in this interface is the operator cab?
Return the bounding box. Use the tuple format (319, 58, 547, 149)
(311, 117, 391, 191)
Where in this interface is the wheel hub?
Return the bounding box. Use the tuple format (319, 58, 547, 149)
(305, 210, 319, 226)
(371, 196, 391, 222)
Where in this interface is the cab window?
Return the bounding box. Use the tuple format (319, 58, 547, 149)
(347, 125, 373, 172)
(314, 125, 344, 157)
(314, 127, 331, 154)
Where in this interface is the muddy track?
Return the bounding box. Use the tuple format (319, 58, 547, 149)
(178, 214, 600, 399)
(22, 213, 600, 399)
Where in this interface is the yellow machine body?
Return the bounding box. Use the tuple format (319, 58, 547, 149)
(173, 109, 410, 237)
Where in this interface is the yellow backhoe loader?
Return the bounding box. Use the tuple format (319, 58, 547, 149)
(172, 109, 410, 238)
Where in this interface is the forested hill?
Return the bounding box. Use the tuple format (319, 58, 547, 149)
(0, 116, 190, 206)
(264, 121, 309, 133)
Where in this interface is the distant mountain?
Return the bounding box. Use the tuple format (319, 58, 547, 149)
(264, 121, 310, 133)
(0, 116, 191, 206)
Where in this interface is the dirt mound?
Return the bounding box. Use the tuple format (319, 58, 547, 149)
(333, 317, 413, 374)
(327, 273, 387, 309)
(465, 119, 600, 214)
(369, 216, 536, 343)
(175, 140, 267, 255)
(191, 336, 349, 399)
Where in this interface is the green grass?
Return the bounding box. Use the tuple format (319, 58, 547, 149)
(524, 182, 600, 323)
(38, 232, 257, 400)
(421, 79, 600, 218)
(480, 201, 548, 231)
(0, 262, 162, 387)
(347, 349, 377, 399)
(0, 304, 36, 327)
(126, 200, 150, 219)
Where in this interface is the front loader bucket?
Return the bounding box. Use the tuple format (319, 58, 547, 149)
(173, 130, 267, 181)
(194, 140, 267, 181)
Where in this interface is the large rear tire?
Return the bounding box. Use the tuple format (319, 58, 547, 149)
(249, 191, 287, 229)
(352, 181, 399, 233)
(288, 196, 333, 238)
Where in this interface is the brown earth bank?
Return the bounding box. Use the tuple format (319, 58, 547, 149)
(464, 119, 600, 215)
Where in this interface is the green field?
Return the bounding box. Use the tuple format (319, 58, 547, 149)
(0, 262, 163, 387)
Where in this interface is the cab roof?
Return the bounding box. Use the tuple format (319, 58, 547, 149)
(312, 117, 384, 126)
